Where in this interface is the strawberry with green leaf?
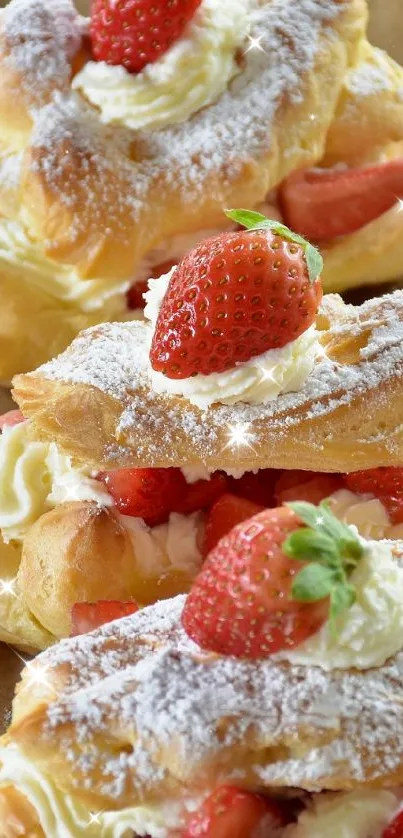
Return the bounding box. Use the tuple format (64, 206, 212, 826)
(182, 502, 364, 658)
(150, 210, 323, 379)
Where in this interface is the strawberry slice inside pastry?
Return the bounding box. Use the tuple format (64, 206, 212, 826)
(280, 158, 403, 242)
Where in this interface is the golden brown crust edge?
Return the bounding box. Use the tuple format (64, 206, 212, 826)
(12, 293, 403, 474)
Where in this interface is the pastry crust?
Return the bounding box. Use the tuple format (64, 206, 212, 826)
(2, 579, 403, 829)
(13, 291, 403, 474)
(0, 499, 199, 649)
(0, 537, 52, 653)
(4, 0, 402, 377)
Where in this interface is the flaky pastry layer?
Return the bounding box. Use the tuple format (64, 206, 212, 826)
(3, 578, 403, 826)
(2, 0, 403, 374)
(13, 292, 403, 473)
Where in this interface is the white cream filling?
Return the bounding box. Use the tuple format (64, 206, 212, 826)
(0, 218, 129, 313)
(74, 0, 253, 131)
(328, 488, 403, 541)
(285, 789, 403, 838)
(0, 745, 201, 837)
(1, 745, 402, 838)
(119, 511, 203, 580)
(276, 539, 403, 671)
(0, 422, 112, 544)
(0, 422, 203, 582)
(145, 271, 321, 409)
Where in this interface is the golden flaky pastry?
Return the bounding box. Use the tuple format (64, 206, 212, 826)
(1, 0, 403, 378)
(2, 585, 403, 835)
(13, 291, 403, 474)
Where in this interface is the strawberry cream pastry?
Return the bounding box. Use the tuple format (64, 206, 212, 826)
(1, 0, 403, 379)
(0, 217, 402, 653)
(3, 503, 403, 835)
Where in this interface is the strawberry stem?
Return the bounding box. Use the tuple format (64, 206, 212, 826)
(225, 208, 323, 283)
(282, 500, 364, 629)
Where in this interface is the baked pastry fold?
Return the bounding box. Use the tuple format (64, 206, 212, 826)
(1, 0, 403, 377)
(2, 583, 403, 835)
(13, 291, 403, 474)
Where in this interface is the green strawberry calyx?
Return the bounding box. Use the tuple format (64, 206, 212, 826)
(225, 208, 323, 284)
(282, 501, 365, 633)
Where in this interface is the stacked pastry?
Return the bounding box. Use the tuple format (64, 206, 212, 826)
(0, 216, 402, 652)
(1, 0, 403, 379)
(1, 500, 403, 836)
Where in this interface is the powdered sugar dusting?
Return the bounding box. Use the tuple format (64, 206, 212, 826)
(3, 0, 82, 106)
(0, 151, 22, 191)
(35, 291, 403, 463)
(347, 58, 395, 98)
(21, 0, 344, 232)
(28, 579, 403, 798)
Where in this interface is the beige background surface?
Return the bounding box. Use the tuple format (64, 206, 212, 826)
(0, 0, 402, 731)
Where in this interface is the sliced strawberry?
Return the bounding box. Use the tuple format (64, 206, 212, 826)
(175, 472, 228, 516)
(274, 470, 319, 499)
(228, 469, 278, 507)
(182, 785, 288, 838)
(127, 280, 148, 311)
(276, 473, 343, 506)
(0, 409, 24, 430)
(90, 0, 202, 74)
(150, 214, 322, 380)
(71, 600, 138, 636)
(98, 467, 187, 526)
(383, 811, 403, 838)
(280, 159, 403, 242)
(202, 493, 264, 557)
(127, 262, 177, 311)
(345, 467, 403, 524)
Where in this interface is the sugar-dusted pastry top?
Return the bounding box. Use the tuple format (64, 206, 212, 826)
(0, 0, 364, 279)
(6, 568, 403, 814)
(13, 292, 403, 472)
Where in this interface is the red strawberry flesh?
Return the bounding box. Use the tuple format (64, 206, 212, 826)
(98, 467, 187, 526)
(182, 785, 289, 838)
(382, 810, 403, 838)
(0, 410, 24, 430)
(202, 493, 264, 557)
(345, 467, 403, 525)
(280, 159, 403, 242)
(71, 600, 138, 636)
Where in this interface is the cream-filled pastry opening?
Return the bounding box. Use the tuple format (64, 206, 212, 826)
(74, 0, 254, 132)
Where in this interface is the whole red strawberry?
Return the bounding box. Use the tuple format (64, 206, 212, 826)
(182, 501, 363, 658)
(90, 0, 202, 74)
(150, 211, 323, 379)
(345, 467, 403, 524)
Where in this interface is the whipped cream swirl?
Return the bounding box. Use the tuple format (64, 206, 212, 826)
(145, 271, 320, 409)
(277, 539, 403, 671)
(0, 422, 112, 543)
(74, 0, 252, 131)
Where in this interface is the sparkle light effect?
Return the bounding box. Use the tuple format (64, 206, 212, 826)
(243, 34, 266, 55)
(0, 577, 17, 597)
(6, 645, 58, 696)
(224, 422, 256, 452)
(257, 365, 278, 384)
(396, 197, 403, 213)
(88, 811, 105, 826)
